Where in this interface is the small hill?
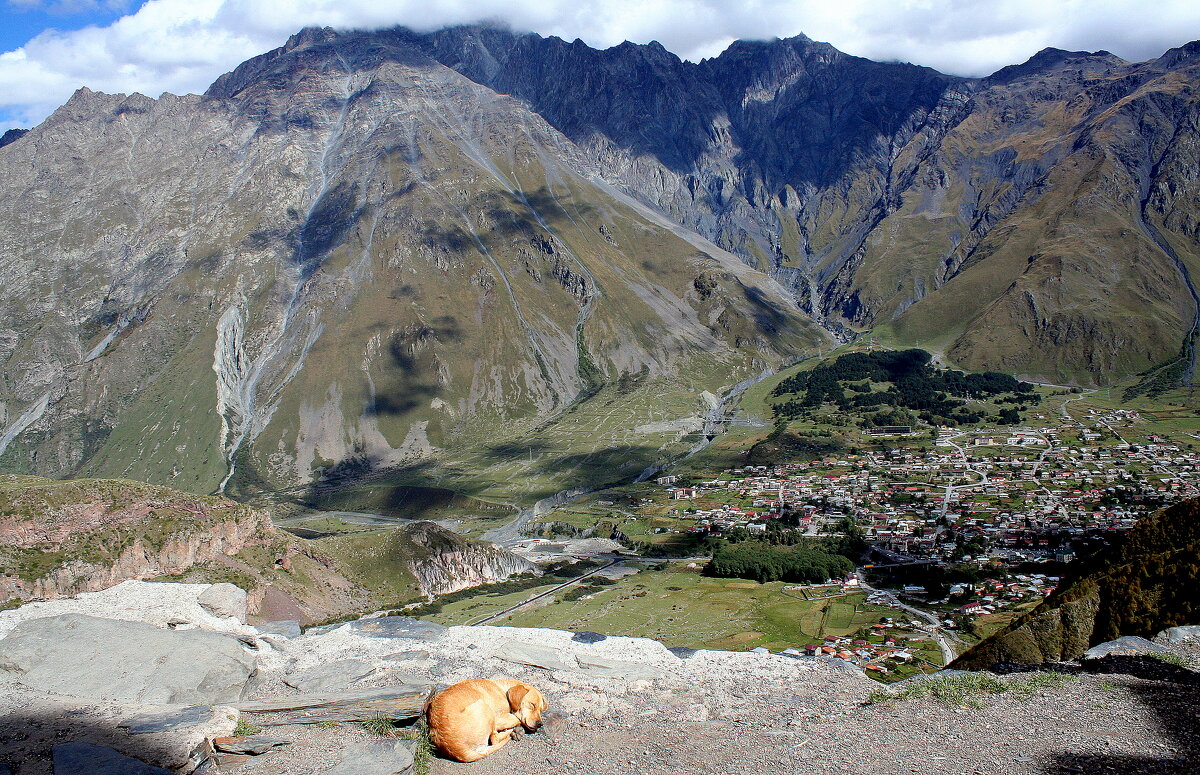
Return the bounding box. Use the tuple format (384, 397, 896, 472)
(953, 498, 1200, 668)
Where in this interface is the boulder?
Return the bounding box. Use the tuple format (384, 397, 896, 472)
(492, 641, 578, 672)
(1159, 625, 1200, 644)
(1082, 636, 1169, 660)
(0, 614, 255, 704)
(256, 620, 302, 639)
(51, 742, 171, 775)
(197, 584, 248, 622)
(283, 659, 378, 693)
(327, 740, 414, 775)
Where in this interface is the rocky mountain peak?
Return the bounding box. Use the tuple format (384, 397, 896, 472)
(0, 128, 26, 149)
(984, 46, 1128, 84)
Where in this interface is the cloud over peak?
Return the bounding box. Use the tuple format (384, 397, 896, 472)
(2, 0, 1198, 126)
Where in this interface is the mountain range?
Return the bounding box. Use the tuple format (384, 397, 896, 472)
(2, 25, 1199, 503)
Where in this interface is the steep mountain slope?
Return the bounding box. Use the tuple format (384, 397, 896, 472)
(953, 497, 1200, 668)
(0, 29, 826, 503)
(391, 27, 1200, 383)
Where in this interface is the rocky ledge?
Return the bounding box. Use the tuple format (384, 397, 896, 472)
(0, 581, 1197, 775)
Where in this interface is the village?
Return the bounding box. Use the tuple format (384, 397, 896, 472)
(655, 417, 1194, 565)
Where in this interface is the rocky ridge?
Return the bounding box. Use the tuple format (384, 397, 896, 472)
(383, 26, 1200, 383)
(0, 580, 1196, 775)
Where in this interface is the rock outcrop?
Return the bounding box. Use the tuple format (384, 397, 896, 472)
(403, 520, 538, 595)
(0, 613, 256, 704)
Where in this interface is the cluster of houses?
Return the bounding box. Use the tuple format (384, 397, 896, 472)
(654, 428, 1200, 569)
(750, 620, 932, 674)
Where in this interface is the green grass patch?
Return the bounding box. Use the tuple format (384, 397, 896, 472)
(868, 671, 1075, 709)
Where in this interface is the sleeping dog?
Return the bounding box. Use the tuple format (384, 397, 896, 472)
(427, 679, 549, 762)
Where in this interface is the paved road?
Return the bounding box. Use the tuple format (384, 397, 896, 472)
(466, 560, 621, 625)
(859, 578, 959, 665)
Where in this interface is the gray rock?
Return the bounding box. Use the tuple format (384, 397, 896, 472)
(382, 650, 431, 661)
(284, 659, 378, 693)
(349, 617, 447, 640)
(118, 705, 216, 734)
(213, 735, 291, 755)
(257, 620, 302, 638)
(0, 763, 10, 775)
(1082, 636, 1169, 660)
(197, 583, 248, 622)
(52, 741, 171, 775)
(327, 740, 414, 775)
(1160, 625, 1200, 644)
(492, 642, 578, 671)
(308, 617, 446, 641)
(0, 614, 255, 704)
(575, 654, 666, 680)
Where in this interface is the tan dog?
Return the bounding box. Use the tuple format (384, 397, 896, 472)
(426, 678, 548, 762)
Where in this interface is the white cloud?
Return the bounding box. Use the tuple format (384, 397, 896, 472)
(2, 0, 1199, 126)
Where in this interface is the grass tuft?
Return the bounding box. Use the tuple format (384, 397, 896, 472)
(398, 722, 435, 775)
(867, 671, 1076, 709)
(1146, 651, 1189, 668)
(233, 717, 263, 736)
(361, 716, 401, 736)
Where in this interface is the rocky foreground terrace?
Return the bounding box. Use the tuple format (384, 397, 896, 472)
(0, 580, 1196, 775)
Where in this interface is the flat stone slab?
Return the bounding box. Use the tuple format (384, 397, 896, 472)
(308, 617, 446, 641)
(118, 705, 216, 734)
(213, 735, 291, 755)
(52, 742, 171, 775)
(492, 641, 578, 671)
(256, 620, 302, 639)
(236, 685, 432, 724)
(327, 740, 414, 775)
(1083, 636, 1169, 660)
(575, 654, 666, 680)
(284, 659, 378, 693)
(0, 614, 255, 704)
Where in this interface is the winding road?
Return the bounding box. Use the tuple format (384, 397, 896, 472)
(859, 578, 959, 665)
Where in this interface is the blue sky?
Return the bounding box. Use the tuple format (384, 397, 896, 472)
(2, 0, 1199, 129)
(1, 0, 147, 124)
(1, 0, 142, 52)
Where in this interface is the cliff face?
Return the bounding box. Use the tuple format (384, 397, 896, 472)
(401, 28, 1200, 384)
(315, 519, 538, 600)
(403, 520, 538, 594)
(0, 475, 365, 622)
(953, 498, 1200, 668)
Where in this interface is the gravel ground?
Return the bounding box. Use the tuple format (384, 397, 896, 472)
(222, 651, 1199, 775)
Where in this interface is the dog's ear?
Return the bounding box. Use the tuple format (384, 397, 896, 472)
(507, 684, 530, 710)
